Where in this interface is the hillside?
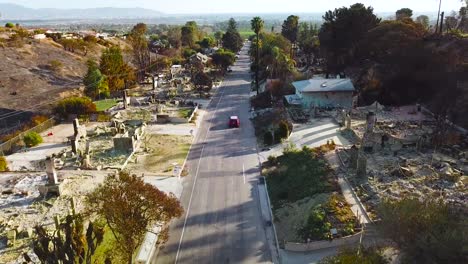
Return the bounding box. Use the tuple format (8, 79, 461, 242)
(0, 35, 130, 132)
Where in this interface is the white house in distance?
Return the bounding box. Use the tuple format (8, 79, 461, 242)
(286, 78, 356, 109)
(32, 34, 47, 40)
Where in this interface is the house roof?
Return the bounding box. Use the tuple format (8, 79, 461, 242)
(293, 78, 355, 93)
(284, 94, 303, 105)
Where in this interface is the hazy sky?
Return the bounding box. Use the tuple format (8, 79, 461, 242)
(1, 0, 465, 13)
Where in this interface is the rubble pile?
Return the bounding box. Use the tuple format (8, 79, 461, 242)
(0, 173, 98, 263)
(337, 104, 467, 219)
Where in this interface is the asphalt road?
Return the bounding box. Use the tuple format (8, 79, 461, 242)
(156, 43, 272, 264)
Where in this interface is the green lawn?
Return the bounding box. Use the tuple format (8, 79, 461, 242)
(178, 108, 194, 119)
(239, 31, 254, 39)
(94, 99, 118, 112)
(92, 225, 119, 263)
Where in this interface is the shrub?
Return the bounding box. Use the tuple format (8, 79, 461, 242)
(171, 57, 183, 65)
(31, 115, 49, 126)
(83, 35, 98, 43)
(263, 132, 273, 145)
(250, 91, 272, 109)
(276, 120, 290, 140)
(5, 22, 14, 28)
(182, 48, 196, 59)
(23, 132, 43, 147)
(267, 155, 277, 165)
(299, 206, 332, 241)
(55, 97, 97, 118)
(0, 156, 8, 171)
(49, 60, 63, 72)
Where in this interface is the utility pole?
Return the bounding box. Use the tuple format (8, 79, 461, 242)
(255, 34, 260, 95)
(439, 12, 445, 34)
(436, 0, 442, 33)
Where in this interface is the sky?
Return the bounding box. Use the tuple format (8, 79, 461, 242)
(1, 0, 465, 14)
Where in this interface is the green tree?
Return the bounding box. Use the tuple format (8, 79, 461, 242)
(396, 8, 414, 20)
(198, 36, 215, 49)
(192, 71, 213, 97)
(214, 31, 223, 47)
(55, 97, 97, 118)
(378, 198, 467, 264)
(84, 60, 109, 100)
(416, 15, 430, 29)
(86, 172, 183, 264)
(276, 120, 290, 140)
(128, 23, 150, 83)
(319, 3, 380, 72)
(298, 22, 320, 66)
(5, 22, 14, 28)
(181, 21, 199, 48)
(251, 16, 264, 95)
(100, 46, 135, 92)
(255, 33, 294, 80)
(222, 18, 243, 52)
(0, 156, 8, 172)
(167, 26, 182, 49)
(281, 15, 299, 57)
(211, 49, 235, 72)
(23, 132, 43, 147)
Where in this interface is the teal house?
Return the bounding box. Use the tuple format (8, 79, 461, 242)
(286, 78, 356, 109)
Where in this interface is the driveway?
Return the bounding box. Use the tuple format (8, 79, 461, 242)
(6, 143, 68, 171)
(259, 118, 350, 161)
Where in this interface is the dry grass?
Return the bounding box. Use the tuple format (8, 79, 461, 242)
(138, 134, 192, 175)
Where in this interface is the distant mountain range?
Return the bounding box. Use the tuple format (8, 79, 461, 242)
(0, 3, 164, 20)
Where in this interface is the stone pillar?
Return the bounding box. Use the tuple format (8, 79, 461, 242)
(366, 112, 376, 133)
(341, 109, 346, 126)
(349, 145, 358, 169)
(356, 153, 367, 179)
(85, 141, 90, 155)
(82, 154, 91, 169)
(346, 114, 352, 130)
(73, 118, 80, 137)
(45, 157, 58, 185)
(123, 90, 128, 109)
(71, 139, 79, 154)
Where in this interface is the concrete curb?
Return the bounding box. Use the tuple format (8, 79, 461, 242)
(255, 140, 282, 264)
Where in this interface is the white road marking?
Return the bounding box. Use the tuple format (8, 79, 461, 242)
(243, 163, 246, 184)
(174, 91, 225, 264)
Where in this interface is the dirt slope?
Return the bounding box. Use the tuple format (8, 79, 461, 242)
(0, 37, 129, 131)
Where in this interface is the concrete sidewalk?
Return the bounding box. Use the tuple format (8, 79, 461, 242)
(258, 118, 350, 162)
(257, 180, 281, 264)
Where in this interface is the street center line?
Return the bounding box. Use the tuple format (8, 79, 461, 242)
(174, 90, 224, 264)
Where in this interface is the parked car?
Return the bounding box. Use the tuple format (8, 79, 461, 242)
(229, 116, 240, 128)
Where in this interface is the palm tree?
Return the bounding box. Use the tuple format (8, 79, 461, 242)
(251, 16, 264, 95)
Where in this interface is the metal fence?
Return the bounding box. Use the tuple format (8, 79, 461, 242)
(0, 118, 56, 155)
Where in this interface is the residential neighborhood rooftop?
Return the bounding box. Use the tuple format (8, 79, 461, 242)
(293, 78, 355, 93)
